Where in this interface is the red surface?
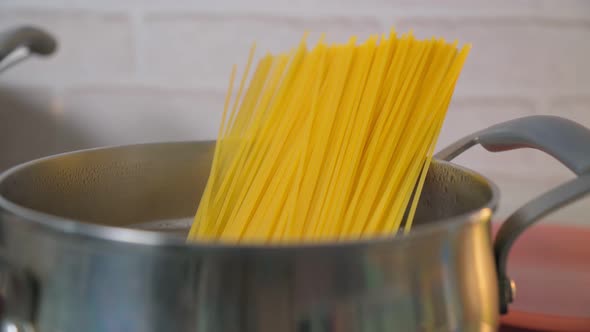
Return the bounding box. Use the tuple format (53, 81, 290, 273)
(492, 222, 590, 332)
(499, 326, 538, 332)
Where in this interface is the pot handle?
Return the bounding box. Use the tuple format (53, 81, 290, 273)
(435, 115, 590, 314)
(0, 26, 57, 74)
(0, 255, 38, 331)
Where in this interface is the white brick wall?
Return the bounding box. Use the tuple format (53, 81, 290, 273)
(1, 0, 589, 225)
(0, 9, 135, 85)
(60, 86, 225, 148)
(140, 14, 381, 87)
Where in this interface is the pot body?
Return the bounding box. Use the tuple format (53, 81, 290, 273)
(0, 142, 499, 332)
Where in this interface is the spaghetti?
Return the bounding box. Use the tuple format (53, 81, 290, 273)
(187, 28, 471, 243)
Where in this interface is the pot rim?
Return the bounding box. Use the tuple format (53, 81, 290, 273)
(0, 141, 500, 251)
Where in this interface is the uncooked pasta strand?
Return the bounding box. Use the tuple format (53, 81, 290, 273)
(188, 29, 471, 243)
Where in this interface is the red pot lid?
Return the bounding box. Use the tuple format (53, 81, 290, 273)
(492, 222, 590, 332)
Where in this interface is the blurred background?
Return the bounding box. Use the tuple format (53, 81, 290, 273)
(0, 0, 589, 226)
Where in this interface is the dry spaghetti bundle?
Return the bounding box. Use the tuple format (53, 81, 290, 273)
(187, 28, 470, 243)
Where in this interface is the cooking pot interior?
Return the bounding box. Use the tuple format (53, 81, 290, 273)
(0, 142, 495, 237)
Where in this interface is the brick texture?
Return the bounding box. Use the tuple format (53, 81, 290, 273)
(0, 9, 134, 86)
(60, 86, 225, 150)
(547, 96, 590, 128)
(394, 18, 590, 95)
(1, 0, 589, 14)
(140, 14, 381, 87)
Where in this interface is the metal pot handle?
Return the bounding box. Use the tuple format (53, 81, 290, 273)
(0, 255, 38, 332)
(435, 115, 590, 314)
(0, 26, 57, 74)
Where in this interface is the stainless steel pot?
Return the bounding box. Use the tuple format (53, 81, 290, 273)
(0, 115, 588, 332)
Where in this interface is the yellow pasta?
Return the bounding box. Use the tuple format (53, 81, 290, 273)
(188, 28, 471, 244)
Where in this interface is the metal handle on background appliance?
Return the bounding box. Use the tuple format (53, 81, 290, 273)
(435, 115, 590, 314)
(0, 26, 57, 74)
